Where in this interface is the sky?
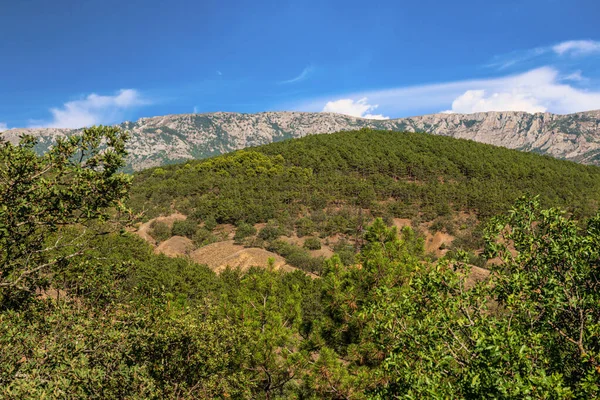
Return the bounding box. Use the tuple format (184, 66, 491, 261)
(1, 0, 600, 130)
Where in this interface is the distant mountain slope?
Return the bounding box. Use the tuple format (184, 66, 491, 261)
(3, 110, 600, 171)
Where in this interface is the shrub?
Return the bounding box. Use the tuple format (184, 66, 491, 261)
(333, 239, 356, 266)
(287, 252, 324, 274)
(234, 223, 257, 244)
(151, 167, 166, 177)
(171, 219, 198, 238)
(388, 200, 417, 219)
(193, 227, 217, 247)
(296, 217, 315, 237)
(267, 240, 324, 274)
(267, 240, 294, 258)
(303, 237, 322, 250)
(258, 222, 282, 242)
(451, 226, 484, 251)
(370, 203, 394, 225)
(245, 236, 266, 248)
(204, 216, 218, 231)
(430, 216, 456, 235)
(276, 210, 295, 233)
(310, 210, 327, 224)
(150, 221, 171, 243)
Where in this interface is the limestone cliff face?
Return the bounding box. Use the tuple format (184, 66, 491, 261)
(4, 110, 600, 171)
(396, 110, 600, 164)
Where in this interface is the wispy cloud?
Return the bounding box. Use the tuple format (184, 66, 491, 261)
(322, 98, 389, 119)
(486, 39, 600, 71)
(0, 122, 8, 132)
(553, 40, 600, 56)
(486, 47, 547, 70)
(297, 67, 600, 116)
(216, 70, 223, 76)
(279, 65, 315, 84)
(31, 89, 149, 129)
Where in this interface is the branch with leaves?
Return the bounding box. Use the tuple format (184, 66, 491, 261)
(0, 126, 132, 307)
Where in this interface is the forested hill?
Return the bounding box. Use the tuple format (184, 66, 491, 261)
(3, 109, 600, 171)
(131, 130, 600, 251)
(132, 129, 600, 219)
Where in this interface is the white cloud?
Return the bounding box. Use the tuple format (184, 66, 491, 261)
(193, 106, 198, 113)
(322, 97, 389, 119)
(444, 67, 600, 114)
(0, 122, 7, 132)
(553, 40, 600, 56)
(279, 65, 315, 84)
(33, 89, 148, 129)
(298, 67, 600, 116)
(446, 89, 546, 114)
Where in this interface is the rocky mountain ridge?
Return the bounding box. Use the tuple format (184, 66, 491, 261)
(3, 110, 600, 171)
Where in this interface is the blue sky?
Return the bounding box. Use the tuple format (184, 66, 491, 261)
(1, 0, 600, 129)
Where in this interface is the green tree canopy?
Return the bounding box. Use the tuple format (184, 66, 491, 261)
(0, 126, 131, 307)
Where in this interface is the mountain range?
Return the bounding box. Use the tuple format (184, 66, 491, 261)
(3, 109, 600, 171)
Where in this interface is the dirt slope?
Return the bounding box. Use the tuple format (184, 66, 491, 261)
(190, 240, 295, 273)
(155, 236, 195, 257)
(425, 231, 454, 257)
(135, 213, 187, 245)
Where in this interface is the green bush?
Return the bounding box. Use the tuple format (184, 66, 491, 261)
(150, 221, 171, 243)
(171, 219, 198, 238)
(430, 216, 456, 235)
(193, 227, 217, 247)
(287, 252, 324, 275)
(303, 237, 322, 250)
(267, 240, 324, 274)
(275, 210, 295, 233)
(451, 226, 485, 251)
(258, 222, 282, 242)
(204, 216, 218, 231)
(151, 167, 166, 177)
(296, 217, 315, 237)
(333, 239, 356, 266)
(234, 223, 257, 244)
